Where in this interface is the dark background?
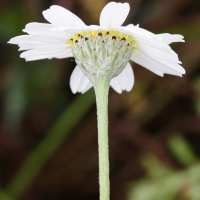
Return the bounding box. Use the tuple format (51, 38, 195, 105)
(1, 0, 200, 200)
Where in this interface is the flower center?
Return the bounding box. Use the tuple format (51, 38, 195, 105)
(68, 31, 137, 83)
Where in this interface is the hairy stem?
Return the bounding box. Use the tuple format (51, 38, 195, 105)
(94, 76, 110, 200)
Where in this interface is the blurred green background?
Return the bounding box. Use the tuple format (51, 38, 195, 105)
(1, 0, 200, 199)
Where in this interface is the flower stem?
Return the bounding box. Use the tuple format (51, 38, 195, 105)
(94, 76, 110, 200)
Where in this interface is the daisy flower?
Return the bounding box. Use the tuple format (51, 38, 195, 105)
(8, 2, 186, 200)
(8, 2, 185, 94)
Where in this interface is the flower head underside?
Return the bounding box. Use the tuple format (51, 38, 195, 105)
(69, 30, 137, 83)
(8, 2, 185, 94)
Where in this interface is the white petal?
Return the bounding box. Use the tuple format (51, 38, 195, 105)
(18, 44, 70, 51)
(8, 35, 66, 45)
(88, 25, 109, 32)
(110, 63, 134, 93)
(126, 24, 157, 39)
(131, 49, 184, 77)
(115, 26, 184, 48)
(131, 52, 164, 76)
(125, 24, 184, 46)
(51, 25, 91, 37)
(100, 2, 130, 28)
(42, 5, 85, 27)
(23, 23, 55, 34)
(20, 47, 73, 61)
(113, 25, 185, 76)
(70, 65, 93, 94)
(23, 22, 70, 38)
(157, 33, 185, 44)
(135, 38, 185, 75)
(138, 42, 181, 64)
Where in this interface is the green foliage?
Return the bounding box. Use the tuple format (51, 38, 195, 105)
(169, 134, 199, 167)
(127, 135, 200, 200)
(0, 190, 14, 200)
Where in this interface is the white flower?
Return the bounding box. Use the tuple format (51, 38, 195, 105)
(8, 2, 185, 94)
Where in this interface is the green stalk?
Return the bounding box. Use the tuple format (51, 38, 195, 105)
(94, 76, 110, 200)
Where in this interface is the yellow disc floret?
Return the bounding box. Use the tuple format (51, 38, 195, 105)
(67, 30, 138, 51)
(91, 31, 97, 38)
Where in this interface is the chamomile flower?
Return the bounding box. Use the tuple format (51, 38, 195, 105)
(8, 2, 185, 94)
